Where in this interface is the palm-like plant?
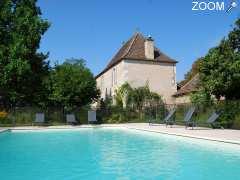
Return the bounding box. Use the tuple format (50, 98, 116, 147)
(114, 82, 132, 108)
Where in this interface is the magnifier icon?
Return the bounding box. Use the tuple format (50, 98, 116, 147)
(227, 0, 238, 13)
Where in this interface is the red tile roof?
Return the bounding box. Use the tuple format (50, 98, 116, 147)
(96, 33, 177, 78)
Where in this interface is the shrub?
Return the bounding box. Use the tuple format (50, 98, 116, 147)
(190, 90, 213, 107)
(0, 111, 10, 125)
(0, 111, 8, 118)
(215, 101, 240, 128)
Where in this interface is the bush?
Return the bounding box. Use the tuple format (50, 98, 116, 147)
(190, 90, 213, 107)
(0, 111, 10, 124)
(215, 101, 240, 128)
(0, 111, 8, 118)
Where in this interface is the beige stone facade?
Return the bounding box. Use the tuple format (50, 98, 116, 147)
(96, 60, 126, 99)
(96, 59, 177, 104)
(125, 60, 176, 104)
(95, 33, 178, 104)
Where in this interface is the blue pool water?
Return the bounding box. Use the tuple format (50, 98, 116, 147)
(0, 128, 240, 180)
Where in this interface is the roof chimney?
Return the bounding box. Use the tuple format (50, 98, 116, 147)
(144, 35, 154, 60)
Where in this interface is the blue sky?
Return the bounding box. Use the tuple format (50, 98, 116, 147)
(38, 0, 240, 81)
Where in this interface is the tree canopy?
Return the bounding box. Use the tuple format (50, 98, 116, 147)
(0, 1, 100, 109)
(0, 0, 50, 108)
(114, 82, 162, 111)
(48, 59, 99, 108)
(199, 18, 240, 100)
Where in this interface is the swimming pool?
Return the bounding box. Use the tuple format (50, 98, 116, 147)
(0, 128, 240, 180)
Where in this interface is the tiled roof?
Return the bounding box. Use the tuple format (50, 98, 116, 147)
(96, 33, 177, 78)
(173, 74, 200, 97)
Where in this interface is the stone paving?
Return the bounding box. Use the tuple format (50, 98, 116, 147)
(125, 123, 240, 145)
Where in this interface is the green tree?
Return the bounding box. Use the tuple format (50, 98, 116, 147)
(114, 82, 132, 108)
(190, 90, 212, 106)
(0, 0, 50, 108)
(114, 83, 162, 110)
(48, 59, 99, 108)
(148, 91, 162, 105)
(131, 85, 161, 112)
(200, 19, 240, 100)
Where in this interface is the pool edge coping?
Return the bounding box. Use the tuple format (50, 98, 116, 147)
(0, 129, 10, 133)
(125, 126, 240, 146)
(8, 125, 124, 132)
(2, 124, 240, 146)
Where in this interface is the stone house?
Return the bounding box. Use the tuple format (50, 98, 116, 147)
(95, 33, 178, 104)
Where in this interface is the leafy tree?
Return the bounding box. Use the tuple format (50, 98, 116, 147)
(48, 59, 99, 108)
(131, 85, 151, 112)
(190, 90, 212, 106)
(148, 92, 162, 105)
(114, 82, 132, 108)
(114, 82, 162, 110)
(130, 85, 161, 112)
(0, 0, 50, 108)
(200, 19, 240, 100)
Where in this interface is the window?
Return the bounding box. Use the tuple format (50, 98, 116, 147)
(109, 88, 112, 97)
(112, 68, 117, 86)
(114, 68, 117, 85)
(172, 65, 176, 86)
(112, 70, 114, 86)
(172, 77, 176, 86)
(101, 76, 104, 91)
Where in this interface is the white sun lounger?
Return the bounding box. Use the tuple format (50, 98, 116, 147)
(88, 111, 97, 124)
(35, 113, 45, 123)
(66, 114, 77, 124)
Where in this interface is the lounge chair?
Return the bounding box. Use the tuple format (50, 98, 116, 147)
(205, 112, 222, 129)
(88, 111, 97, 124)
(149, 108, 176, 126)
(162, 109, 176, 127)
(35, 113, 45, 124)
(184, 107, 196, 129)
(66, 114, 77, 124)
(189, 111, 222, 129)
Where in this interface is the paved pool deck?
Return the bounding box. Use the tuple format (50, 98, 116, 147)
(125, 123, 240, 145)
(1, 123, 240, 145)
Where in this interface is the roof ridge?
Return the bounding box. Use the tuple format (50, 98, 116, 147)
(122, 33, 139, 58)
